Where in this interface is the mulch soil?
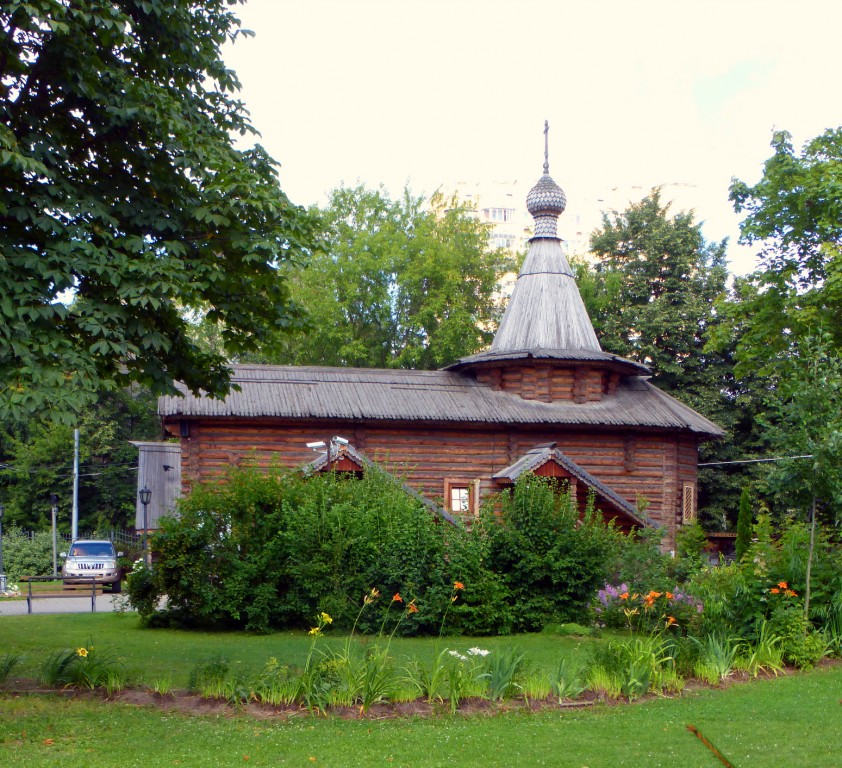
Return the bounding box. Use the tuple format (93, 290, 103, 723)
(4, 661, 830, 721)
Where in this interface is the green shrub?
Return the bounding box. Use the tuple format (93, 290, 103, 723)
(129, 467, 452, 633)
(608, 526, 670, 592)
(541, 622, 594, 637)
(667, 522, 709, 584)
(128, 469, 621, 636)
(483, 475, 620, 632)
(1, 526, 55, 580)
(594, 584, 703, 635)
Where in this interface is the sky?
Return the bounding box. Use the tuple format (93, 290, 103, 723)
(222, 0, 842, 275)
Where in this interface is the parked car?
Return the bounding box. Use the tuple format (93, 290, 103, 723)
(60, 540, 124, 593)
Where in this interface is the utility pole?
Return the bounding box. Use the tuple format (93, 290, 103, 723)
(72, 428, 79, 540)
(50, 493, 59, 578)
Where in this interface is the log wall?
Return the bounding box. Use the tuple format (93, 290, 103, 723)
(475, 364, 611, 403)
(167, 416, 699, 550)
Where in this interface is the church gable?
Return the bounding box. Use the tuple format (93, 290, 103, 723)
(492, 443, 650, 532)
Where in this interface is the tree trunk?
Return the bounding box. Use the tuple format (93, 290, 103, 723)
(804, 495, 816, 622)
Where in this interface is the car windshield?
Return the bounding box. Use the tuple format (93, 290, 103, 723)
(69, 543, 115, 557)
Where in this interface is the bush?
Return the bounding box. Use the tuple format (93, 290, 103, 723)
(594, 584, 703, 635)
(1, 527, 55, 580)
(685, 513, 842, 655)
(127, 469, 622, 635)
(608, 526, 670, 592)
(129, 468, 452, 633)
(482, 476, 621, 632)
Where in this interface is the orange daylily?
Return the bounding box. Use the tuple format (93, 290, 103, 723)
(665, 592, 674, 600)
(785, 589, 798, 597)
(453, 581, 465, 591)
(665, 616, 677, 628)
(408, 603, 419, 614)
(777, 581, 788, 589)
(619, 592, 629, 600)
(392, 593, 403, 603)
(770, 587, 780, 594)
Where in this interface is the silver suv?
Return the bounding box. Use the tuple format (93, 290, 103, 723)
(60, 540, 124, 593)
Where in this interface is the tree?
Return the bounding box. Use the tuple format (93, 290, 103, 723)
(583, 191, 745, 527)
(251, 185, 511, 370)
(0, 1, 320, 423)
(760, 334, 842, 525)
(0, 386, 159, 530)
(726, 127, 842, 374)
(709, 128, 842, 525)
(586, 189, 729, 397)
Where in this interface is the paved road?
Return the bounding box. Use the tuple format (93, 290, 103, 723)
(1, 592, 127, 616)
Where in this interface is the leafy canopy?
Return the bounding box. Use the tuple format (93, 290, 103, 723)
(724, 127, 842, 372)
(0, 0, 320, 422)
(250, 185, 511, 370)
(582, 190, 744, 526)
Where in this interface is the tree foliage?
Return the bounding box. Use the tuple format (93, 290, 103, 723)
(724, 127, 842, 373)
(128, 469, 620, 634)
(759, 334, 842, 524)
(0, 386, 159, 531)
(582, 191, 744, 526)
(250, 185, 511, 369)
(0, 0, 320, 422)
(586, 189, 729, 397)
(711, 128, 842, 524)
(735, 485, 753, 561)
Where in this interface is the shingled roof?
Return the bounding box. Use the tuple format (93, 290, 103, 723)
(160, 364, 723, 436)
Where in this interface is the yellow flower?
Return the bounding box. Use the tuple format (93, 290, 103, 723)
(76, 647, 88, 657)
(308, 627, 322, 636)
(319, 612, 333, 625)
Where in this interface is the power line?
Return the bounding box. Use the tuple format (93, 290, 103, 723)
(698, 454, 813, 467)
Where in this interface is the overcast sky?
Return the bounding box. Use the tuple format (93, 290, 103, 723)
(222, 0, 842, 275)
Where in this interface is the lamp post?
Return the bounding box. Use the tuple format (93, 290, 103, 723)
(0, 503, 6, 593)
(139, 486, 151, 565)
(49, 493, 59, 578)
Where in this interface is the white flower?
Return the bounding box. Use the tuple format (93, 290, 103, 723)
(447, 650, 468, 662)
(467, 647, 490, 657)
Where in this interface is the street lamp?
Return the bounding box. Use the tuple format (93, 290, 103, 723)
(0, 503, 6, 593)
(139, 486, 152, 565)
(49, 493, 59, 578)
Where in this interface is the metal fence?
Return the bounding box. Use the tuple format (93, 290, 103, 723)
(13, 529, 140, 546)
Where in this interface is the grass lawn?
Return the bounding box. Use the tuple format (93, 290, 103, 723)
(0, 612, 602, 689)
(1, 613, 840, 766)
(1, 665, 840, 767)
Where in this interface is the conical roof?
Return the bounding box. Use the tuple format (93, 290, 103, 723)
(490, 237, 601, 353)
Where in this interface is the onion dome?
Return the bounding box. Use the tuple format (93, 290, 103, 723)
(527, 121, 566, 238)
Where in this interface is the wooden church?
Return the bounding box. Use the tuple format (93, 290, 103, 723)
(151, 133, 722, 550)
